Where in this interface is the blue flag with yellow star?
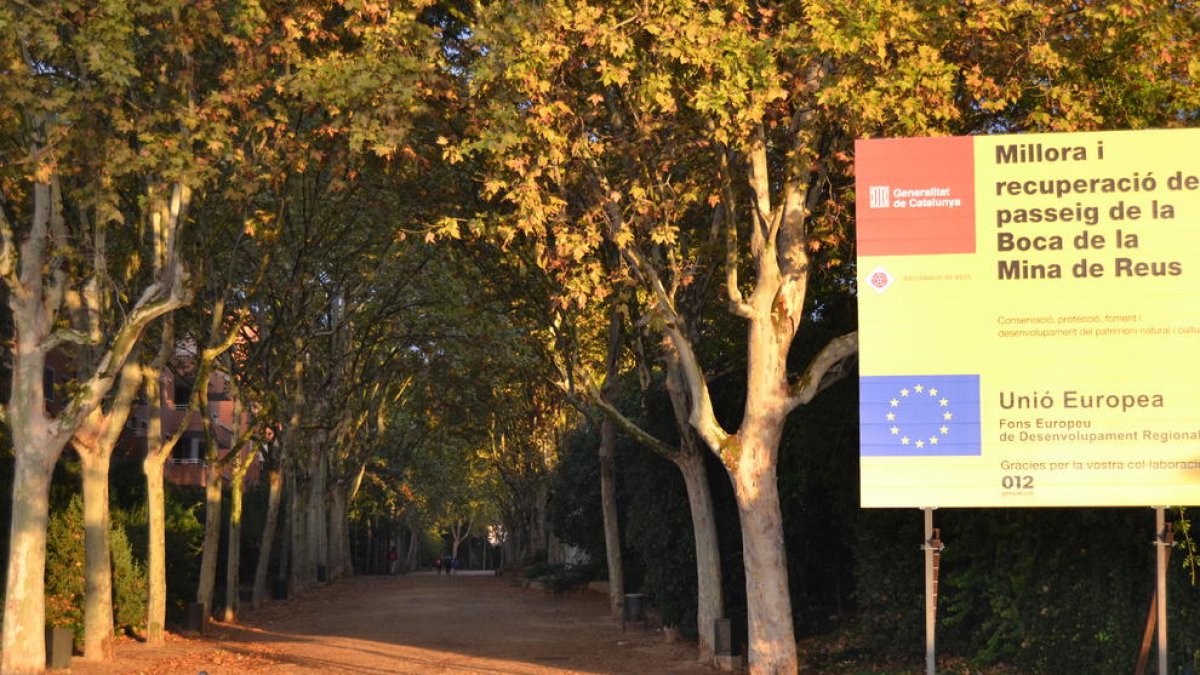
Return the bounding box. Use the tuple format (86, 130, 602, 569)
(860, 375, 981, 457)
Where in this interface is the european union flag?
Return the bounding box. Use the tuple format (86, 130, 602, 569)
(860, 375, 981, 457)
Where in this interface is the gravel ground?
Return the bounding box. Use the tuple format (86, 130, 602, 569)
(65, 571, 717, 675)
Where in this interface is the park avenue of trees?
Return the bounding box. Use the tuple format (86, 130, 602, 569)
(1, 2, 1198, 674)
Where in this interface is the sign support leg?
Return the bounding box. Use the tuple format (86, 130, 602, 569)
(1155, 507, 1172, 675)
(922, 508, 944, 675)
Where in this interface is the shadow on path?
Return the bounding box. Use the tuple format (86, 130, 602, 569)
(69, 573, 714, 674)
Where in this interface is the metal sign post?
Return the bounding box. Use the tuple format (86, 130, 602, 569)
(1155, 507, 1170, 675)
(922, 508, 944, 675)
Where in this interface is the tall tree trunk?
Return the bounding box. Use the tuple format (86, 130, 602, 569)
(142, 329, 172, 647)
(279, 470, 293, 588)
(288, 464, 309, 591)
(252, 461, 284, 608)
(722, 309, 800, 675)
(143, 320, 189, 646)
(662, 352, 725, 662)
(342, 512, 354, 577)
(675, 447, 724, 663)
(76, 358, 142, 659)
(223, 458, 250, 621)
(405, 527, 420, 571)
(0, 176, 189, 673)
(327, 486, 349, 579)
(1, 448, 56, 674)
(326, 459, 367, 580)
(597, 248, 628, 618)
(598, 413, 624, 617)
(195, 458, 223, 620)
(144, 456, 169, 642)
(80, 449, 116, 658)
(734, 445, 794, 675)
(536, 489, 549, 560)
(305, 456, 327, 581)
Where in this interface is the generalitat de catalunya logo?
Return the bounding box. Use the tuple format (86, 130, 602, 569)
(869, 185, 890, 208)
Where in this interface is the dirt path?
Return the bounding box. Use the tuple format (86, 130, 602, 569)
(68, 572, 716, 675)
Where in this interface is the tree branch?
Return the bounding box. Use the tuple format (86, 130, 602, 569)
(0, 194, 19, 293)
(40, 328, 95, 353)
(786, 330, 858, 410)
(608, 401, 678, 455)
(718, 147, 753, 318)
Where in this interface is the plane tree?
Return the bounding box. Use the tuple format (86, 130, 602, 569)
(459, 3, 1200, 671)
(457, 2, 948, 671)
(0, 1, 240, 667)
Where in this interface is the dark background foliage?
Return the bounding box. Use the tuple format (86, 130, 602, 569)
(547, 359, 1200, 673)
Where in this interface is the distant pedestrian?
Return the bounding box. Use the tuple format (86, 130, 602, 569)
(443, 555, 454, 576)
(387, 547, 398, 575)
(434, 556, 443, 575)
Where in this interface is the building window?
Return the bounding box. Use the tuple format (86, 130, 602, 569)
(173, 378, 192, 410)
(171, 432, 206, 464)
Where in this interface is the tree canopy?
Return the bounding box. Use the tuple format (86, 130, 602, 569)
(2, 1, 1199, 673)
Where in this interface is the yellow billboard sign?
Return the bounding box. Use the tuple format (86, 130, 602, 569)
(856, 129, 1200, 507)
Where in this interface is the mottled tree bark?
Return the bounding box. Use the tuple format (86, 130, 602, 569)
(252, 460, 284, 607)
(75, 359, 142, 659)
(599, 300, 626, 617)
(195, 456, 223, 622)
(1, 176, 189, 672)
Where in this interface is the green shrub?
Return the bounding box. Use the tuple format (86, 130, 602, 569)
(523, 562, 559, 580)
(110, 524, 147, 633)
(45, 495, 85, 637)
(45, 494, 151, 637)
(525, 562, 601, 593)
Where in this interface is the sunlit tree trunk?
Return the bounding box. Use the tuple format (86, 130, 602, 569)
(2, 288, 58, 672)
(659, 352, 726, 662)
(144, 454, 169, 641)
(80, 449, 117, 657)
(143, 318, 190, 645)
(1, 176, 189, 673)
(224, 476, 244, 621)
(195, 453, 223, 621)
(732, 416, 794, 674)
(2, 443, 57, 674)
(675, 446, 723, 662)
(74, 359, 142, 659)
(223, 446, 256, 621)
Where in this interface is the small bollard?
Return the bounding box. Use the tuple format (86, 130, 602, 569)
(714, 618, 739, 672)
(622, 593, 645, 631)
(45, 626, 72, 669)
(184, 601, 207, 633)
(714, 618, 733, 656)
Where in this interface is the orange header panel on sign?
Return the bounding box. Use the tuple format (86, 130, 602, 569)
(856, 136, 975, 256)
